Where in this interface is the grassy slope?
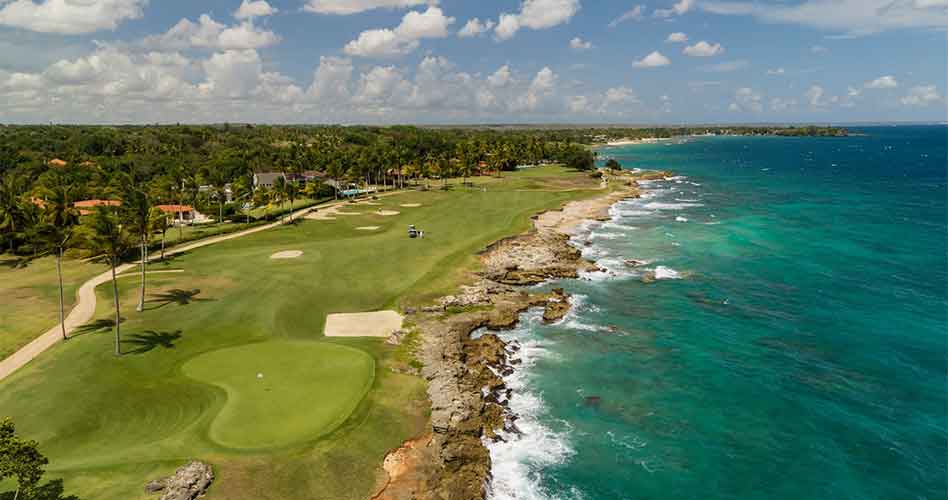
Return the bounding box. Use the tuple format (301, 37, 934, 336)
(0, 167, 602, 500)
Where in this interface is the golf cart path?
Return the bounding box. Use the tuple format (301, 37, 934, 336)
(0, 193, 402, 381)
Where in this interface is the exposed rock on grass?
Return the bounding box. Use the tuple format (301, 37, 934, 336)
(147, 461, 213, 500)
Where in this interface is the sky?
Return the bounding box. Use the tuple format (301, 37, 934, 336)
(0, 0, 945, 124)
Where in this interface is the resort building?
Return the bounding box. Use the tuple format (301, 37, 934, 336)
(73, 199, 121, 216)
(253, 172, 285, 190)
(155, 204, 199, 225)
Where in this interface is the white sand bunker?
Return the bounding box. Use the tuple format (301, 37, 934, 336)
(375, 210, 401, 216)
(324, 311, 403, 337)
(270, 250, 303, 260)
(400, 203, 422, 208)
(356, 226, 381, 231)
(304, 206, 360, 220)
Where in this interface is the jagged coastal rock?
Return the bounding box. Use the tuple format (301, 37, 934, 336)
(374, 170, 659, 500)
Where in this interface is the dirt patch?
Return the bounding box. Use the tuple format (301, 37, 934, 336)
(270, 250, 303, 260)
(357, 226, 381, 231)
(375, 210, 401, 216)
(324, 311, 403, 337)
(400, 203, 423, 208)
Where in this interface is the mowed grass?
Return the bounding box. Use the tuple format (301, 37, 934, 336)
(0, 166, 602, 500)
(183, 341, 375, 450)
(0, 255, 107, 359)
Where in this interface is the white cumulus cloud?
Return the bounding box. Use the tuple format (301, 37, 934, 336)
(145, 15, 280, 51)
(344, 6, 454, 57)
(901, 85, 942, 106)
(234, 0, 277, 19)
(730, 87, 762, 112)
(570, 37, 593, 49)
(865, 75, 899, 89)
(458, 18, 494, 37)
(632, 51, 671, 68)
(666, 32, 688, 43)
(0, 0, 146, 34)
(655, 0, 694, 18)
(683, 41, 723, 56)
(494, 0, 581, 41)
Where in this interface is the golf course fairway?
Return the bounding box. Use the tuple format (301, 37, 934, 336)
(182, 341, 375, 450)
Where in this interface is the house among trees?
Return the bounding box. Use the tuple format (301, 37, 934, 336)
(74, 199, 121, 216)
(155, 204, 200, 225)
(253, 171, 325, 191)
(253, 172, 285, 190)
(48, 158, 68, 168)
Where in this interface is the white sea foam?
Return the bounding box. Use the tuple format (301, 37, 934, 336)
(675, 216, 689, 222)
(643, 202, 704, 210)
(653, 266, 683, 280)
(488, 312, 575, 500)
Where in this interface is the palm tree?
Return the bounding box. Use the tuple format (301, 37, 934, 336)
(272, 176, 287, 222)
(0, 175, 24, 253)
(87, 205, 131, 356)
(149, 207, 169, 260)
(285, 182, 299, 222)
(35, 178, 80, 340)
(123, 188, 152, 313)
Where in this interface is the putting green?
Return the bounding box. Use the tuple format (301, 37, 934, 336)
(182, 340, 375, 450)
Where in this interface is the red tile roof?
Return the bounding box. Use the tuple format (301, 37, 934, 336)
(155, 204, 194, 213)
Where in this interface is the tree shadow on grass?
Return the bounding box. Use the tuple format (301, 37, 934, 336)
(0, 479, 80, 500)
(0, 256, 26, 269)
(122, 329, 183, 354)
(146, 289, 212, 310)
(71, 318, 124, 339)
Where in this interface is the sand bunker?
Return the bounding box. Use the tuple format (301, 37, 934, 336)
(375, 210, 401, 216)
(400, 203, 422, 208)
(304, 206, 361, 220)
(356, 226, 381, 231)
(324, 311, 403, 338)
(270, 250, 303, 260)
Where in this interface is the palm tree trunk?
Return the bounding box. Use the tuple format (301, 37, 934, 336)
(160, 232, 165, 260)
(112, 263, 121, 356)
(137, 239, 145, 312)
(57, 247, 66, 341)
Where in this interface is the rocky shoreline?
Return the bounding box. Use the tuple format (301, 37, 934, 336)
(373, 169, 668, 500)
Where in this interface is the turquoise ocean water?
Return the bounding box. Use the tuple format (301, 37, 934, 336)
(486, 126, 947, 500)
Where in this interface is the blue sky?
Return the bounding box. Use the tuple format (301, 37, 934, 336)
(0, 0, 945, 124)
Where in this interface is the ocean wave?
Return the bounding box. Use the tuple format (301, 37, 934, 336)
(488, 314, 576, 500)
(653, 266, 683, 280)
(675, 216, 689, 222)
(615, 209, 657, 218)
(643, 202, 704, 210)
(589, 232, 622, 241)
(600, 221, 639, 231)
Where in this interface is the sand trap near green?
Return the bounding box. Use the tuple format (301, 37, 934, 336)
(182, 340, 374, 450)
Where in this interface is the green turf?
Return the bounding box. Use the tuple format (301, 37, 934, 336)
(182, 341, 375, 449)
(0, 166, 603, 499)
(0, 255, 107, 359)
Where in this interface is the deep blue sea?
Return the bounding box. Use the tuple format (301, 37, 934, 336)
(486, 126, 947, 500)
